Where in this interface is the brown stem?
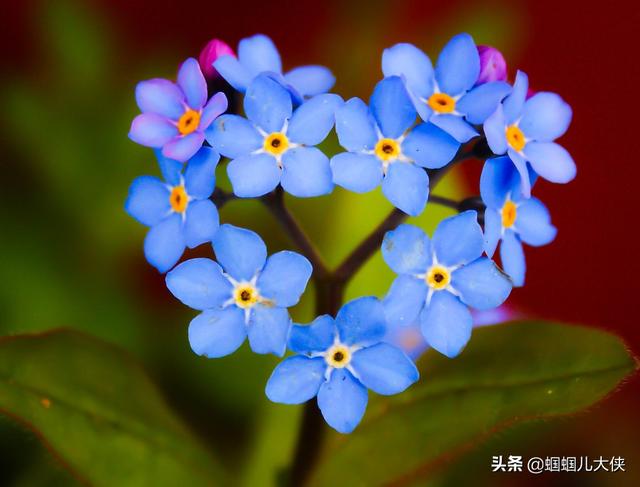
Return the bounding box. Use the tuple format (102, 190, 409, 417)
(260, 187, 330, 279)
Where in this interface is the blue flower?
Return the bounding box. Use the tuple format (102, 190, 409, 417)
(165, 224, 312, 357)
(481, 156, 557, 286)
(381, 212, 512, 358)
(331, 76, 460, 216)
(382, 33, 511, 143)
(484, 70, 576, 197)
(129, 58, 228, 162)
(125, 147, 220, 273)
(207, 74, 342, 198)
(213, 34, 335, 102)
(265, 297, 418, 433)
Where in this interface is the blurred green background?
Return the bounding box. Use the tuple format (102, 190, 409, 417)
(1, 0, 638, 485)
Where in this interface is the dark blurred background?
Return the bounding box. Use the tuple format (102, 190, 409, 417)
(1, 0, 638, 485)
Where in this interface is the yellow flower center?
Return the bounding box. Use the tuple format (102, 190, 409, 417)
(177, 109, 201, 135)
(426, 265, 451, 290)
(233, 284, 259, 309)
(501, 200, 517, 228)
(169, 186, 188, 213)
(506, 125, 526, 152)
(325, 344, 351, 368)
(374, 138, 401, 162)
(428, 93, 456, 114)
(263, 132, 289, 155)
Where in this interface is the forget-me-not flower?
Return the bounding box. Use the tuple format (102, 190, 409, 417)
(125, 147, 220, 272)
(484, 70, 576, 197)
(481, 156, 557, 286)
(166, 224, 312, 357)
(214, 34, 335, 102)
(331, 76, 459, 216)
(129, 58, 228, 162)
(381, 212, 512, 358)
(382, 33, 511, 143)
(208, 74, 342, 198)
(265, 297, 418, 433)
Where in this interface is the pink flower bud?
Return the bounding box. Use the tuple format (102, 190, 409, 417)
(198, 39, 235, 80)
(476, 45, 507, 84)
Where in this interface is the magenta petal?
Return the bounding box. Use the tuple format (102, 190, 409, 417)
(135, 79, 185, 119)
(200, 92, 228, 128)
(199, 39, 236, 79)
(129, 113, 179, 147)
(162, 132, 205, 162)
(177, 58, 207, 109)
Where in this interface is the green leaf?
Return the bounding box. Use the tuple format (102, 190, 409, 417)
(0, 329, 226, 486)
(310, 321, 637, 486)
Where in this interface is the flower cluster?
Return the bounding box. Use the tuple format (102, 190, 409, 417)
(125, 33, 575, 433)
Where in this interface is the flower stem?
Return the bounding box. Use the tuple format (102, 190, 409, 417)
(261, 187, 330, 279)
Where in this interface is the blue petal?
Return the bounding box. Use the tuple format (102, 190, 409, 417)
(503, 70, 528, 124)
(317, 368, 368, 434)
(238, 34, 282, 77)
(184, 147, 218, 199)
(330, 153, 382, 193)
(432, 211, 484, 266)
(523, 142, 576, 184)
(351, 343, 418, 395)
(431, 114, 478, 143)
(184, 199, 219, 249)
(244, 75, 291, 133)
(257, 251, 312, 307)
(370, 76, 416, 139)
(125, 176, 170, 226)
(281, 147, 334, 197)
(135, 79, 184, 119)
(520, 92, 572, 142)
(214, 55, 252, 92)
(516, 198, 557, 246)
(165, 258, 232, 310)
(284, 65, 336, 98)
(382, 43, 434, 99)
(402, 122, 459, 169)
(287, 94, 343, 145)
(382, 224, 432, 275)
(335, 98, 377, 151)
(227, 153, 281, 197)
(383, 275, 427, 327)
(480, 156, 517, 209)
(483, 208, 501, 258)
(177, 58, 207, 109)
(213, 224, 267, 281)
(420, 291, 472, 358)
(457, 81, 511, 124)
(162, 132, 205, 163)
(247, 305, 291, 356)
(382, 162, 429, 216)
(129, 113, 179, 147)
(508, 149, 533, 197)
(206, 114, 262, 159)
(483, 105, 508, 154)
(335, 296, 386, 347)
(500, 230, 526, 287)
(144, 214, 185, 272)
(156, 151, 182, 186)
(200, 92, 228, 128)
(188, 307, 246, 358)
(435, 33, 480, 95)
(266, 356, 326, 404)
(452, 257, 512, 310)
(289, 315, 336, 354)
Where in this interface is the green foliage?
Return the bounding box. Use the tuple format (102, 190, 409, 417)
(309, 321, 637, 486)
(0, 330, 226, 486)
